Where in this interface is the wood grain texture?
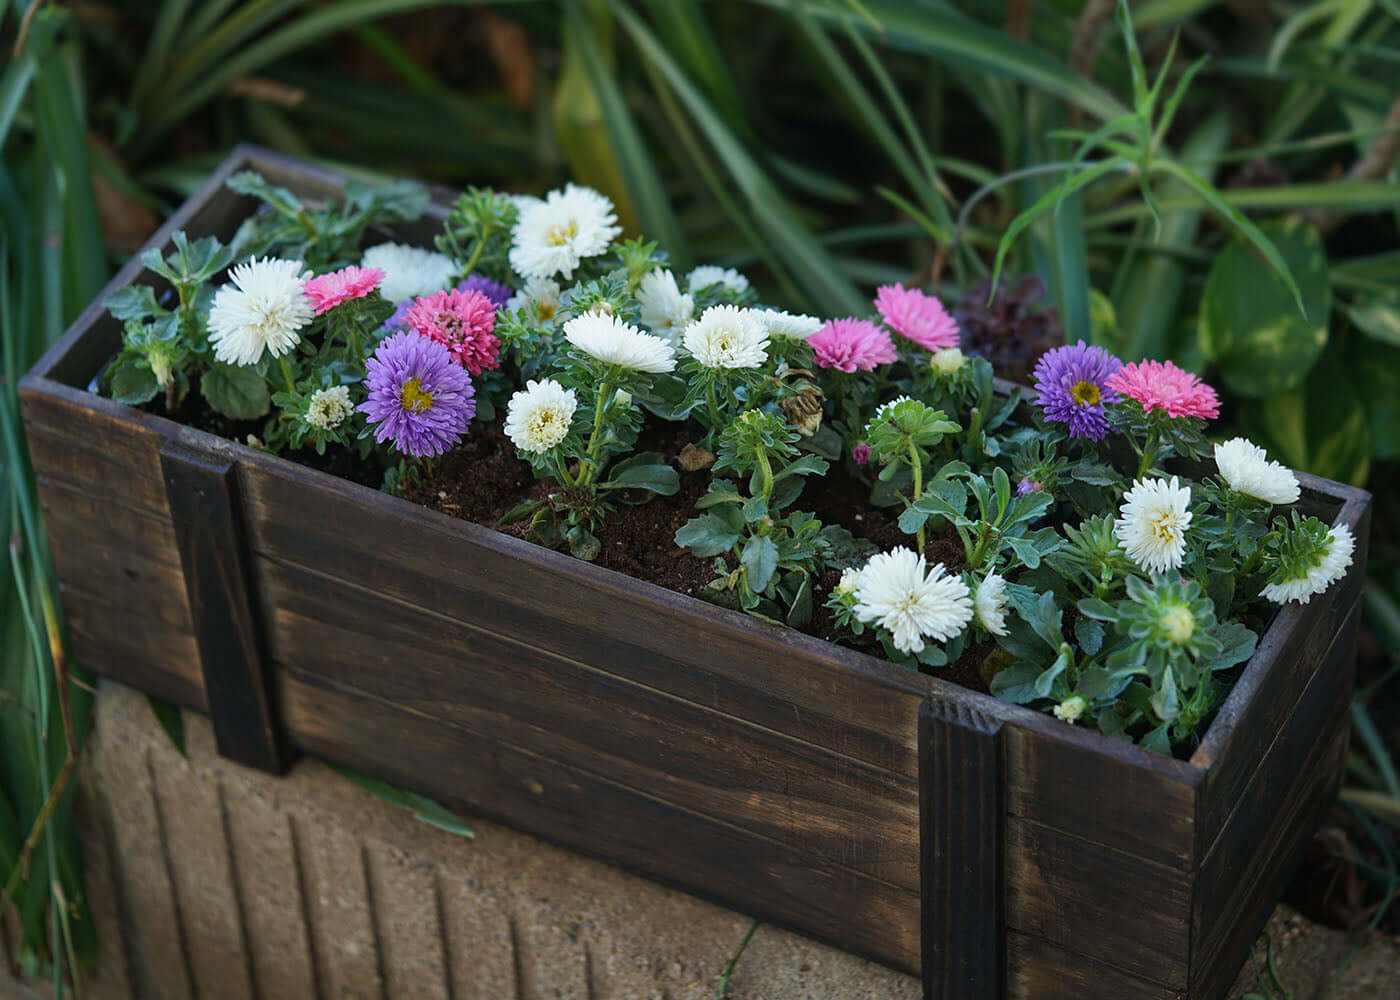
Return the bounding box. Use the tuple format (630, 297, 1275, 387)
(1007, 932, 1180, 1000)
(63, 586, 206, 710)
(277, 668, 923, 974)
(257, 555, 920, 888)
(920, 699, 1004, 1000)
(162, 441, 288, 773)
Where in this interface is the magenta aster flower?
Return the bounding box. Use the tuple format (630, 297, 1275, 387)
(1032, 340, 1123, 440)
(359, 331, 475, 458)
(404, 288, 502, 376)
(852, 442, 871, 465)
(457, 275, 513, 309)
(873, 284, 959, 352)
(302, 266, 384, 315)
(809, 318, 897, 372)
(1107, 360, 1220, 421)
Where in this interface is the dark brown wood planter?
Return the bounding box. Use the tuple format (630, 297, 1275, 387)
(20, 147, 1372, 1000)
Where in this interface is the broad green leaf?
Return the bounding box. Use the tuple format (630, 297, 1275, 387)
(105, 286, 166, 322)
(675, 515, 741, 557)
(1347, 291, 1400, 347)
(201, 363, 271, 420)
(1351, 337, 1400, 461)
(1198, 217, 1330, 398)
(605, 452, 680, 495)
(108, 358, 161, 405)
(741, 535, 779, 593)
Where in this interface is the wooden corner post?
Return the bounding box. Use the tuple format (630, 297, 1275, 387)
(920, 698, 1005, 1000)
(161, 438, 290, 773)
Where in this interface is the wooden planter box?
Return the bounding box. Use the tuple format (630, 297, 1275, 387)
(21, 147, 1372, 1000)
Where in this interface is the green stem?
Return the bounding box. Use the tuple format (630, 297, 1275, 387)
(579, 381, 611, 486)
(1136, 429, 1157, 480)
(278, 355, 297, 395)
(908, 441, 924, 554)
(460, 224, 490, 278)
(756, 448, 774, 503)
(706, 377, 723, 433)
(552, 451, 577, 488)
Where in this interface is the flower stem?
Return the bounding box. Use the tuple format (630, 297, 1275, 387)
(756, 447, 774, 503)
(1136, 429, 1157, 480)
(460, 225, 490, 278)
(580, 381, 611, 486)
(278, 355, 297, 395)
(908, 441, 925, 554)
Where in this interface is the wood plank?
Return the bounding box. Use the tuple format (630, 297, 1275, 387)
(257, 556, 919, 887)
(276, 668, 923, 974)
(1004, 720, 1200, 872)
(1007, 931, 1179, 1000)
(239, 451, 964, 777)
(1191, 609, 1357, 978)
(1006, 818, 1191, 989)
(920, 699, 1004, 1000)
(162, 441, 288, 773)
(63, 585, 206, 710)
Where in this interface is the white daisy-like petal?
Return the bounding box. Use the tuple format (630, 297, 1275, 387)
(1214, 437, 1300, 505)
(1114, 476, 1193, 574)
(687, 265, 750, 296)
(636, 269, 694, 341)
(305, 386, 353, 430)
(681, 305, 769, 370)
(751, 307, 822, 340)
(505, 379, 578, 454)
(853, 547, 973, 654)
(361, 242, 456, 304)
(563, 313, 676, 374)
(207, 257, 313, 366)
(974, 573, 1010, 636)
(509, 184, 622, 280)
(834, 567, 860, 597)
(1262, 523, 1355, 605)
(506, 276, 562, 324)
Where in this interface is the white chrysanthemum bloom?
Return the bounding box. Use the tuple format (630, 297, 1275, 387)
(853, 547, 973, 654)
(1214, 437, 1300, 506)
(974, 573, 1009, 636)
(504, 379, 577, 454)
(1053, 696, 1087, 724)
(361, 242, 456, 304)
(305, 386, 353, 430)
(509, 184, 622, 280)
(1114, 476, 1193, 574)
(930, 347, 967, 376)
(687, 265, 750, 295)
(207, 257, 313, 366)
(751, 308, 822, 340)
(506, 276, 562, 324)
(563, 312, 676, 374)
(682, 305, 769, 370)
(1262, 523, 1355, 605)
(835, 567, 860, 598)
(636, 269, 694, 341)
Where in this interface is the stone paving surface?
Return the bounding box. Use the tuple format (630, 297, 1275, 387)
(4, 680, 1397, 999)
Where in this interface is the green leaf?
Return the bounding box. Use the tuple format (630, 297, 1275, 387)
(329, 765, 473, 839)
(990, 662, 1043, 704)
(146, 695, 187, 759)
(1201, 622, 1257, 672)
(1198, 217, 1330, 398)
(604, 452, 680, 495)
(108, 358, 161, 405)
(675, 515, 741, 557)
(105, 285, 166, 321)
(201, 363, 271, 420)
(1074, 617, 1106, 656)
(741, 535, 779, 593)
(226, 170, 304, 217)
(1347, 291, 1400, 347)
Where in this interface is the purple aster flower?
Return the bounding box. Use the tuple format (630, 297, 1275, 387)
(456, 275, 513, 309)
(382, 297, 414, 333)
(1017, 476, 1041, 496)
(1031, 340, 1122, 441)
(359, 331, 476, 457)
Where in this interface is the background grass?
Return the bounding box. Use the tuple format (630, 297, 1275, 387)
(2, 0, 1398, 987)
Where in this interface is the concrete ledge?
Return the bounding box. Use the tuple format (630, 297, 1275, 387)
(54, 681, 923, 999)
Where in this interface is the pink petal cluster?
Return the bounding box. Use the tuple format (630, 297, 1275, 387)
(873, 284, 959, 352)
(404, 288, 502, 376)
(302, 266, 384, 315)
(1106, 360, 1220, 420)
(809, 318, 897, 373)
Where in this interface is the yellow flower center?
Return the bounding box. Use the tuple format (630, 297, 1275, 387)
(400, 377, 434, 414)
(1159, 605, 1195, 645)
(527, 408, 568, 445)
(1070, 379, 1100, 406)
(537, 300, 557, 322)
(546, 221, 578, 247)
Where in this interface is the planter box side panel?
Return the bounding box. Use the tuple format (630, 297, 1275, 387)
(19, 383, 206, 710)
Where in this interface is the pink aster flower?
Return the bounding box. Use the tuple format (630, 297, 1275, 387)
(1107, 360, 1220, 420)
(852, 442, 871, 465)
(809, 318, 897, 373)
(302, 265, 384, 315)
(404, 288, 502, 376)
(874, 284, 959, 352)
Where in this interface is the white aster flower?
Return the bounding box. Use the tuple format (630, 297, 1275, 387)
(974, 573, 1009, 636)
(682, 305, 769, 370)
(751, 308, 822, 340)
(505, 379, 577, 454)
(687, 265, 750, 296)
(207, 257, 313, 366)
(305, 386, 353, 430)
(1214, 437, 1300, 506)
(930, 347, 967, 377)
(361, 242, 456, 304)
(506, 276, 562, 325)
(1053, 696, 1087, 724)
(853, 547, 973, 655)
(509, 184, 622, 281)
(563, 312, 676, 374)
(636, 269, 694, 341)
(835, 567, 861, 597)
(1262, 523, 1355, 605)
(1114, 476, 1193, 574)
